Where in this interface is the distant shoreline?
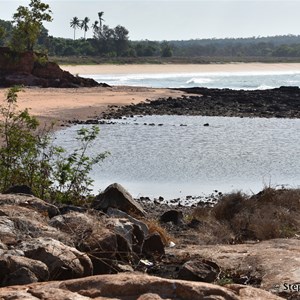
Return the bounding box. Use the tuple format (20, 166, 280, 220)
(61, 62, 300, 75)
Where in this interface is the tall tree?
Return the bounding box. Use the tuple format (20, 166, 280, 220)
(11, 0, 52, 51)
(70, 16, 80, 40)
(98, 11, 104, 36)
(80, 17, 90, 40)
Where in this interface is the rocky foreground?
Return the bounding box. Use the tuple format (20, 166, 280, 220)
(101, 86, 300, 120)
(0, 183, 299, 299)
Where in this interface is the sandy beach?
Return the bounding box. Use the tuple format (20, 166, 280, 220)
(0, 85, 185, 127)
(1, 63, 300, 127)
(61, 62, 300, 75)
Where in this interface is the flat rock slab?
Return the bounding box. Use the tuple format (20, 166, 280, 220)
(169, 238, 300, 293)
(0, 273, 283, 300)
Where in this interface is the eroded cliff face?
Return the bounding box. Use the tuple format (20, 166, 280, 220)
(0, 47, 101, 88)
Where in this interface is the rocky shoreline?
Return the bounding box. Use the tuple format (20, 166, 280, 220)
(98, 86, 300, 120)
(0, 183, 299, 299)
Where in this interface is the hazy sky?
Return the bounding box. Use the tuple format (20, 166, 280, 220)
(1, 0, 300, 40)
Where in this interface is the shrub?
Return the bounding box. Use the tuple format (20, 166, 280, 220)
(0, 87, 108, 204)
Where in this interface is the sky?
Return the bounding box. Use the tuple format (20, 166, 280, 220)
(1, 0, 300, 41)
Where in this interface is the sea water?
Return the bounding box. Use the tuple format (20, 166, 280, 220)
(54, 70, 300, 201)
(81, 70, 300, 89)
(53, 115, 300, 201)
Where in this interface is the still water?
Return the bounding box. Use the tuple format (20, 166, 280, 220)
(53, 115, 300, 200)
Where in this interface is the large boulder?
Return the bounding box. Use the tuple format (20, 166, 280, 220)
(0, 204, 72, 247)
(18, 237, 93, 280)
(0, 273, 284, 299)
(92, 183, 146, 217)
(0, 194, 59, 218)
(0, 255, 49, 286)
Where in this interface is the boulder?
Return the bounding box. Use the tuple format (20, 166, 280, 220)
(160, 209, 184, 225)
(142, 233, 165, 257)
(0, 205, 72, 247)
(18, 237, 93, 280)
(0, 273, 284, 299)
(0, 255, 49, 286)
(3, 185, 35, 196)
(0, 194, 59, 218)
(178, 259, 220, 283)
(106, 217, 145, 254)
(92, 183, 146, 217)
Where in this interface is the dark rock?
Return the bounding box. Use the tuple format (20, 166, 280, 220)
(59, 205, 87, 215)
(92, 183, 146, 217)
(0, 47, 102, 88)
(19, 237, 93, 280)
(142, 233, 165, 257)
(3, 185, 34, 196)
(104, 85, 300, 119)
(160, 210, 184, 225)
(0, 255, 49, 286)
(178, 259, 220, 282)
(0, 194, 59, 218)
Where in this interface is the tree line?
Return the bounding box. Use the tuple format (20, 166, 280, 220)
(1, 0, 300, 59)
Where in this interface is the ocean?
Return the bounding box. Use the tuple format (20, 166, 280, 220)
(81, 70, 300, 89)
(53, 70, 300, 202)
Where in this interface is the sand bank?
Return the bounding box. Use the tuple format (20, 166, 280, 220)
(61, 63, 300, 75)
(0, 86, 185, 127)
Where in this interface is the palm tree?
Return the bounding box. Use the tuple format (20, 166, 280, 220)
(81, 17, 90, 39)
(98, 12, 104, 35)
(92, 20, 99, 32)
(70, 16, 80, 40)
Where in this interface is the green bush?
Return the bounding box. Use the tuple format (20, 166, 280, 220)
(0, 87, 108, 204)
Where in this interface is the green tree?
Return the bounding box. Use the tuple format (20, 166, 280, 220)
(0, 87, 108, 204)
(70, 16, 80, 40)
(80, 17, 90, 40)
(161, 41, 173, 57)
(113, 25, 129, 56)
(10, 0, 52, 51)
(98, 11, 104, 36)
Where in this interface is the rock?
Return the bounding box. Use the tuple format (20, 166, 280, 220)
(0, 194, 59, 218)
(106, 217, 145, 254)
(92, 183, 146, 217)
(178, 259, 220, 282)
(0, 216, 17, 245)
(0, 47, 101, 88)
(77, 226, 119, 275)
(18, 237, 93, 280)
(160, 209, 184, 225)
(3, 185, 34, 196)
(0, 255, 49, 286)
(107, 207, 149, 236)
(59, 205, 87, 215)
(0, 273, 284, 299)
(0, 204, 71, 246)
(142, 233, 165, 257)
(170, 238, 300, 296)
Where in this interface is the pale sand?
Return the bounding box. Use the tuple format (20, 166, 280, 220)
(61, 63, 300, 75)
(0, 86, 185, 128)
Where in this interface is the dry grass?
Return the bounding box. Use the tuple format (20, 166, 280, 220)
(189, 188, 300, 244)
(142, 218, 174, 245)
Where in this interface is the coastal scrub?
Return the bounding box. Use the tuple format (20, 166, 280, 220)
(0, 87, 108, 204)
